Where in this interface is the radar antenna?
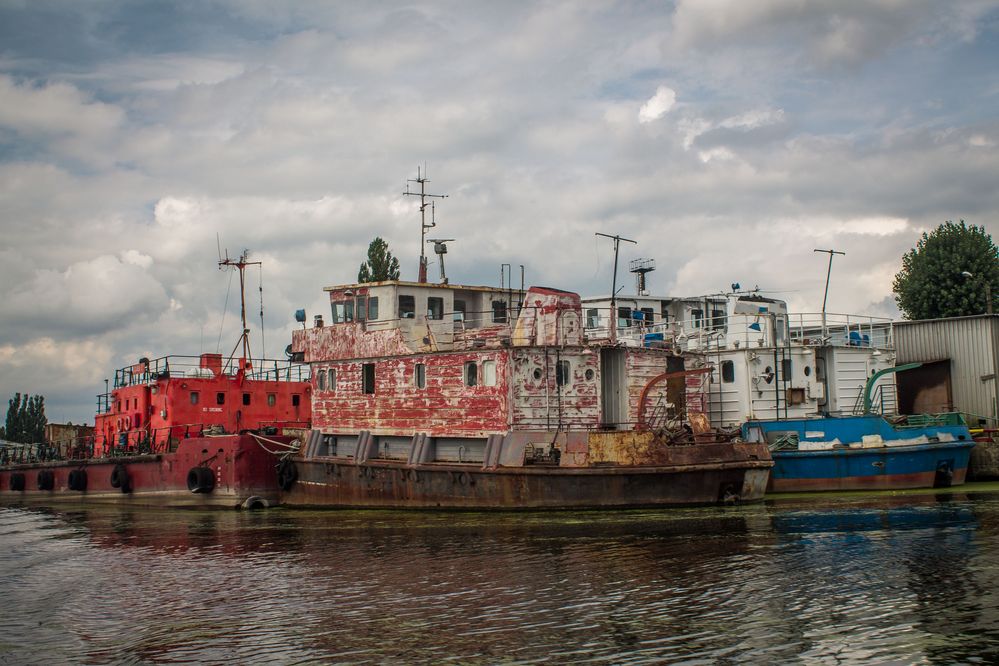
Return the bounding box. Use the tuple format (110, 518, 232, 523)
(426, 239, 455, 284)
(218, 248, 261, 368)
(404, 164, 448, 283)
(629, 258, 656, 296)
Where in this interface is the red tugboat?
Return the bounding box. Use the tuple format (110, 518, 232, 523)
(0, 253, 311, 508)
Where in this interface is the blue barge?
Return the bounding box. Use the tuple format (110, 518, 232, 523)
(742, 414, 975, 492)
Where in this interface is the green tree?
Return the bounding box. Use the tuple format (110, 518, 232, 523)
(3, 393, 47, 443)
(893, 220, 999, 320)
(357, 237, 401, 283)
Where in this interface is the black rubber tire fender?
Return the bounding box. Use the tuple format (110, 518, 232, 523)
(10, 472, 25, 492)
(37, 470, 55, 491)
(277, 458, 298, 491)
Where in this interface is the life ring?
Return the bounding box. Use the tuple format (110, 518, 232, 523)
(110, 464, 131, 493)
(186, 467, 215, 494)
(277, 458, 298, 491)
(36, 470, 55, 491)
(10, 472, 25, 492)
(68, 469, 88, 492)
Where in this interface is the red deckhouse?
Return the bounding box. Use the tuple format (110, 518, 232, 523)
(93, 352, 310, 456)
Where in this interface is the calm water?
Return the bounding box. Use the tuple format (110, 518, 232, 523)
(3, 489, 999, 665)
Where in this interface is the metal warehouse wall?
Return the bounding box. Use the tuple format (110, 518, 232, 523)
(894, 315, 999, 425)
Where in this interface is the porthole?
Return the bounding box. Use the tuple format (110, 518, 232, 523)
(804, 366, 811, 377)
(585, 369, 595, 381)
(533, 368, 543, 380)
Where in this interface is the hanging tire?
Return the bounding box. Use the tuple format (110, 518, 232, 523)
(10, 472, 25, 492)
(277, 458, 298, 491)
(37, 470, 55, 491)
(68, 469, 88, 492)
(110, 464, 130, 493)
(187, 466, 215, 494)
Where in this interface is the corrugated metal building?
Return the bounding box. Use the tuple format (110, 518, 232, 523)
(894, 315, 999, 426)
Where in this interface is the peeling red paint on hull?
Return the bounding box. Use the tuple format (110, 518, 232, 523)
(281, 455, 772, 509)
(0, 435, 285, 508)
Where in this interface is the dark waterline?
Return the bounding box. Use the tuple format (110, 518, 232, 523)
(3, 490, 999, 664)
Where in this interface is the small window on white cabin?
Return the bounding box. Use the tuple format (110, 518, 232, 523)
(464, 362, 478, 387)
(368, 297, 379, 321)
(362, 363, 376, 394)
(356, 296, 367, 321)
(318, 369, 327, 391)
(482, 360, 496, 387)
(617, 307, 632, 328)
(399, 295, 416, 319)
(721, 361, 735, 383)
(328, 368, 336, 392)
(453, 299, 466, 322)
(491, 300, 507, 324)
(586, 308, 599, 329)
(415, 363, 426, 389)
(691, 308, 704, 328)
(428, 297, 444, 320)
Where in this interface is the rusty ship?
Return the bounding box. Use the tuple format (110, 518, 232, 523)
(0, 253, 311, 508)
(273, 171, 771, 509)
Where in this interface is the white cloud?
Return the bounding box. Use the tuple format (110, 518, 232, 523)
(639, 86, 677, 123)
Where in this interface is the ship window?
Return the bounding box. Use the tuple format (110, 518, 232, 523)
(190, 391, 200, 405)
(428, 297, 444, 320)
(721, 360, 735, 383)
(453, 299, 466, 322)
(318, 369, 327, 391)
(711, 309, 726, 331)
(464, 361, 478, 386)
(617, 307, 632, 328)
(243, 393, 251, 406)
(356, 296, 367, 321)
(533, 368, 543, 381)
(641, 307, 655, 324)
(483, 360, 496, 387)
(492, 300, 507, 323)
(415, 363, 426, 389)
(804, 366, 812, 377)
(368, 297, 379, 321)
(585, 368, 595, 381)
(782, 358, 792, 379)
(399, 295, 415, 319)
(586, 308, 599, 329)
(267, 393, 276, 407)
(556, 360, 571, 386)
(292, 394, 301, 407)
(691, 308, 704, 328)
(328, 368, 336, 392)
(216, 392, 225, 405)
(363, 363, 376, 394)
(331, 301, 346, 323)
(344, 300, 354, 322)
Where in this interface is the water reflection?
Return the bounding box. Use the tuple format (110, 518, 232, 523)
(2, 492, 999, 664)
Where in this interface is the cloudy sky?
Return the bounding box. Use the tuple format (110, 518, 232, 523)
(1, 0, 998, 424)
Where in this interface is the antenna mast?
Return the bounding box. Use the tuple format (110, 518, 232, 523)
(596, 232, 637, 344)
(219, 249, 262, 367)
(814, 248, 845, 338)
(404, 165, 448, 282)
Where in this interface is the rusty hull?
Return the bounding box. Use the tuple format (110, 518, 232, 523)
(281, 437, 773, 509)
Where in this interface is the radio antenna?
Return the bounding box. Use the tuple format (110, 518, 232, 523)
(404, 164, 447, 283)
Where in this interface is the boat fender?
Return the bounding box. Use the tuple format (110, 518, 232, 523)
(186, 466, 216, 494)
(68, 469, 88, 492)
(934, 463, 954, 488)
(37, 470, 55, 491)
(719, 483, 739, 504)
(241, 496, 269, 510)
(277, 458, 298, 491)
(10, 473, 26, 492)
(110, 464, 131, 493)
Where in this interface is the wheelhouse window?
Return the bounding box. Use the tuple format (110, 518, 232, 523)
(367, 297, 379, 321)
(711, 309, 726, 331)
(415, 363, 426, 389)
(331, 300, 354, 323)
(482, 360, 497, 387)
(721, 360, 735, 383)
(691, 308, 704, 328)
(641, 307, 655, 324)
(586, 308, 599, 329)
(617, 307, 632, 328)
(555, 360, 571, 386)
(399, 295, 415, 319)
(464, 361, 478, 386)
(428, 296, 444, 320)
(453, 299, 466, 322)
(492, 300, 507, 323)
(362, 363, 376, 394)
(356, 296, 367, 322)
